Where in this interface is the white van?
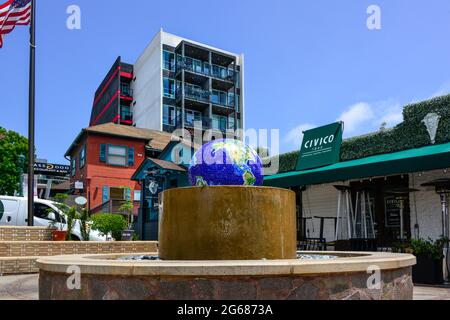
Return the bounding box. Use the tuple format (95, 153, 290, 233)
(0, 196, 105, 241)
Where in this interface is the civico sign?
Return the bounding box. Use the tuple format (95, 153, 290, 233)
(296, 122, 344, 171)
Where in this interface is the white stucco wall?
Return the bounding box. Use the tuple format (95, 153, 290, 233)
(132, 31, 163, 131)
(302, 183, 340, 242)
(409, 168, 450, 241)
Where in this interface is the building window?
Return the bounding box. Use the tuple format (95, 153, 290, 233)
(71, 157, 76, 176)
(79, 145, 86, 169)
(211, 90, 228, 106)
(107, 145, 127, 166)
(185, 109, 201, 127)
(228, 116, 235, 130)
(163, 51, 175, 71)
(163, 105, 177, 126)
(163, 77, 175, 99)
(120, 105, 132, 122)
(100, 144, 134, 166)
(213, 114, 227, 131)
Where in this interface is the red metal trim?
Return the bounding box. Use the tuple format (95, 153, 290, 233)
(120, 96, 133, 101)
(112, 114, 120, 123)
(120, 120, 133, 125)
(120, 71, 133, 79)
(91, 91, 120, 126)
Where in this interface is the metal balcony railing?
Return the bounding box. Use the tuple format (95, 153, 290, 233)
(177, 85, 238, 110)
(185, 116, 211, 129)
(120, 108, 133, 122)
(120, 85, 133, 97)
(176, 56, 235, 82)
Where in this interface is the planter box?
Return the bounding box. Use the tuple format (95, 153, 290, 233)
(412, 254, 443, 285)
(52, 231, 67, 242)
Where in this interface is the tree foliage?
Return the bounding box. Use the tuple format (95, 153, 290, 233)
(90, 214, 128, 241)
(0, 127, 28, 196)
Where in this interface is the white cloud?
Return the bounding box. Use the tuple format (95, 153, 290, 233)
(281, 82, 449, 153)
(283, 123, 316, 149)
(430, 81, 450, 98)
(337, 102, 374, 134)
(373, 100, 403, 128)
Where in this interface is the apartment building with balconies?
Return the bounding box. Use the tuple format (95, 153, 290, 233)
(132, 29, 244, 136)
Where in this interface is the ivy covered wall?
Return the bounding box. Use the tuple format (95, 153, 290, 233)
(271, 94, 450, 173)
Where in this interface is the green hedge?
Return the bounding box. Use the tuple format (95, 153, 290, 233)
(272, 94, 450, 173)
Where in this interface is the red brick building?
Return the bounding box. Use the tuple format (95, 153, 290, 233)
(64, 123, 172, 214)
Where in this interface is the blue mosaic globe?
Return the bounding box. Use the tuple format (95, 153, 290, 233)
(189, 139, 264, 187)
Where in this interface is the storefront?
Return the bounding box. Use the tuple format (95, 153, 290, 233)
(132, 140, 195, 240)
(264, 95, 450, 251)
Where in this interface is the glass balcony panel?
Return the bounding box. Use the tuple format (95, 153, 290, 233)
(203, 62, 210, 76)
(120, 84, 133, 97)
(120, 106, 132, 122)
(219, 92, 227, 105)
(211, 91, 220, 104)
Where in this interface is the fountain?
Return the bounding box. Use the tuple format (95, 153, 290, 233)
(38, 140, 416, 300)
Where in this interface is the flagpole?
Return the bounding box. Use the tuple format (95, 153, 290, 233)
(27, 0, 36, 227)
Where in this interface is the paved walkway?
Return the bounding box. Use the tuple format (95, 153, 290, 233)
(1, 274, 450, 300)
(413, 285, 450, 300)
(0, 274, 39, 300)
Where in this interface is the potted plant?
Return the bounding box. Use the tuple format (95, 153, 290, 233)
(48, 219, 67, 241)
(409, 237, 448, 285)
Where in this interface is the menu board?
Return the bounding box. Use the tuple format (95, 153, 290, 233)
(384, 197, 401, 228)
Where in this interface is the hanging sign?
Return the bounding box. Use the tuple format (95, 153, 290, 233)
(296, 122, 344, 171)
(148, 180, 159, 195)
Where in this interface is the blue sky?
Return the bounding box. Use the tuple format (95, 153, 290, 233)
(1, 0, 450, 163)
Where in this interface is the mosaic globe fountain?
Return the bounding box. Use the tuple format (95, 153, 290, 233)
(159, 139, 296, 261)
(37, 140, 416, 300)
(188, 139, 264, 187)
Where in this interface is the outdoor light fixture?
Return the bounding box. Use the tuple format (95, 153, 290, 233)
(421, 179, 450, 282)
(334, 185, 353, 242)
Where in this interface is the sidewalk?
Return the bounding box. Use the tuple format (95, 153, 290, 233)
(0, 274, 38, 300)
(1, 274, 450, 300)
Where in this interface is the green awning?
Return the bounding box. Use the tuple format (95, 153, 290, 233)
(264, 142, 450, 188)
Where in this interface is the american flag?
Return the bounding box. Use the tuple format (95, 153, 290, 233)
(0, 0, 31, 48)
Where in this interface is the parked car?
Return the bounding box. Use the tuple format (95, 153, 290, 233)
(0, 196, 105, 241)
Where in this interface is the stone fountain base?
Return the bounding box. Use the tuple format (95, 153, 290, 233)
(37, 252, 416, 300)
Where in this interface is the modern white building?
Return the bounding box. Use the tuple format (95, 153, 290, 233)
(132, 29, 245, 136)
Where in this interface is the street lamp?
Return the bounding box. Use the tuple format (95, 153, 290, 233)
(17, 154, 26, 197)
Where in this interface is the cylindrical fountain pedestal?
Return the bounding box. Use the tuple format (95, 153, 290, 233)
(158, 186, 297, 260)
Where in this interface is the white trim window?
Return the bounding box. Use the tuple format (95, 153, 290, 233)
(163, 105, 177, 126)
(163, 77, 176, 99)
(107, 146, 127, 166)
